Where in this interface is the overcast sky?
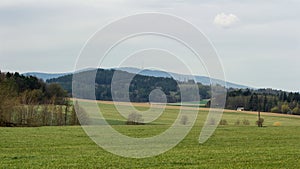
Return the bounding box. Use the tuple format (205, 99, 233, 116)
(0, 0, 299, 91)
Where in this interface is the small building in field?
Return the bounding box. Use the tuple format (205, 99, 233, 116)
(237, 107, 245, 111)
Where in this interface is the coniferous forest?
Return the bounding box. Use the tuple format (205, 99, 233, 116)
(226, 88, 300, 114)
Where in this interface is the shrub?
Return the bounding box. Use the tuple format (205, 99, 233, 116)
(209, 118, 216, 125)
(126, 112, 144, 125)
(242, 119, 250, 125)
(235, 119, 240, 125)
(292, 107, 300, 115)
(180, 115, 188, 125)
(271, 106, 280, 113)
(281, 104, 290, 114)
(219, 119, 228, 125)
(273, 121, 281, 127)
(256, 118, 264, 127)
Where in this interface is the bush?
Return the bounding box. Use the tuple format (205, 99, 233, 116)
(292, 107, 300, 115)
(219, 119, 228, 125)
(209, 118, 216, 125)
(256, 118, 264, 127)
(180, 115, 188, 125)
(281, 104, 290, 114)
(271, 106, 280, 113)
(273, 121, 281, 127)
(235, 119, 241, 125)
(242, 119, 250, 125)
(126, 112, 144, 125)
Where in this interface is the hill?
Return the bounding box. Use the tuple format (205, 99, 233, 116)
(24, 67, 250, 89)
(47, 68, 186, 103)
(22, 72, 69, 81)
(117, 67, 250, 89)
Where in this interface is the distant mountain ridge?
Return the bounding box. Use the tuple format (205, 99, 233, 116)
(116, 67, 250, 89)
(22, 72, 70, 81)
(22, 68, 95, 81)
(23, 67, 251, 89)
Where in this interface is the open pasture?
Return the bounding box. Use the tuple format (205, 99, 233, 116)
(1, 102, 300, 168)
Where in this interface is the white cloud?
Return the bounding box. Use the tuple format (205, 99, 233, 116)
(214, 13, 239, 28)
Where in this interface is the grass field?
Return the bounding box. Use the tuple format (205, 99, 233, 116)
(1, 102, 300, 168)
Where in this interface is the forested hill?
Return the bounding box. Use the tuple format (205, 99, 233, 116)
(47, 68, 210, 103)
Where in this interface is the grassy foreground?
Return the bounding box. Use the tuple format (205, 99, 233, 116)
(1, 103, 300, 168)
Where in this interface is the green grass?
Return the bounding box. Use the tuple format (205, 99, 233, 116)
(167, 99, 210, 107)
(1, 103, 300, 168)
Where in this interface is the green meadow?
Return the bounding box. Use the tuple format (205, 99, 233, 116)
(1, 102, 300, 168)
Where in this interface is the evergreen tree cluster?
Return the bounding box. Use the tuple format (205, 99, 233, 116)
(226, 88, 300, 114)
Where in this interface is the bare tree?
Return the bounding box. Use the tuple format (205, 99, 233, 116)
(57, 106, 63, 126)
(126, 112, 144, 125)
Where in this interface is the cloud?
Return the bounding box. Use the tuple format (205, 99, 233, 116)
(214, 13, 239, 28)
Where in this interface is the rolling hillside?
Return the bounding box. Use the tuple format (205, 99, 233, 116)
(24, 67, 251, 89)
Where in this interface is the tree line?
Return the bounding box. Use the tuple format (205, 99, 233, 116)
(0, 71, 86, 127)
(226, 88, 300, 115)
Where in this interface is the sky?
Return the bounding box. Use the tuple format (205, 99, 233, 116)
(0, 0, 299, 91)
